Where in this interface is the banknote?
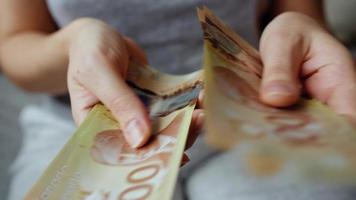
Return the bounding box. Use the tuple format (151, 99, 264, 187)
(25, 61, 203, 200)
(198, 6, 356, 183)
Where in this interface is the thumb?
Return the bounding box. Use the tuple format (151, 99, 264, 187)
(259, 32, 305, 107)
(85, 61, 151, 148)
(105, 81, 151, 148)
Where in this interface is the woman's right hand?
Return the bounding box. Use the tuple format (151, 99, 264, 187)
(67, 18, 151, 148)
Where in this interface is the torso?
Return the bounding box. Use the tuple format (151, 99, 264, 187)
(47, 0, 259, 74)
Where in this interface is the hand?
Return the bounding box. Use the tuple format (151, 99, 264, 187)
(67, 18, 204, 149)
(67, 18, 151, 148)
(259, 12, 356, 120)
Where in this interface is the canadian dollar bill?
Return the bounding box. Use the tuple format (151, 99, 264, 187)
(25, 6, 356, 199)
(198, 7, 356, 183)
(25, 62, 202, 200)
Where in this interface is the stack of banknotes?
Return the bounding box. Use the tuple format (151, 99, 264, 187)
(26, 7, 356, 200)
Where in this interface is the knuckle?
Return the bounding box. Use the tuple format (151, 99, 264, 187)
(262, 13, 305, 46)
(87, 42, 128, 71)
(69, 20, 128, 75)
(71, 18, 106, 31)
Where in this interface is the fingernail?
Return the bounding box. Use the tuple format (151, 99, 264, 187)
(263, 83, 294, 97)
(124, 119, 145, 148)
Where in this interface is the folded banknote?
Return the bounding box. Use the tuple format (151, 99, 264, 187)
(25, 61, 202, 200)
(199, 6, 356, 183)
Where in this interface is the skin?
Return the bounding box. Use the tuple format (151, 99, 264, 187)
(0, 0, 355, 149)
(259, 1, 356, 120)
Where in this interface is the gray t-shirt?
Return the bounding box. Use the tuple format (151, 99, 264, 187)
(47, 0, 259, 74)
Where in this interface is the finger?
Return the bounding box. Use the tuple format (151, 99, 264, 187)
(124, 37, 148, 65)
(85, 61, 151, 148)
(302, 43, 356, 121)
(259, 31, 305, 107)
(308, 71, 356, 121)
(185, 109, 204, 150)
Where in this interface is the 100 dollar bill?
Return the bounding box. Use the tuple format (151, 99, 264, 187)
(199, 7, 356, 183)
(25, 6, 356, 199)
(25, 62, 202, 200)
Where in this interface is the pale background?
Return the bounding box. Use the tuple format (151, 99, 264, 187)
(0, 1, 355, 199)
